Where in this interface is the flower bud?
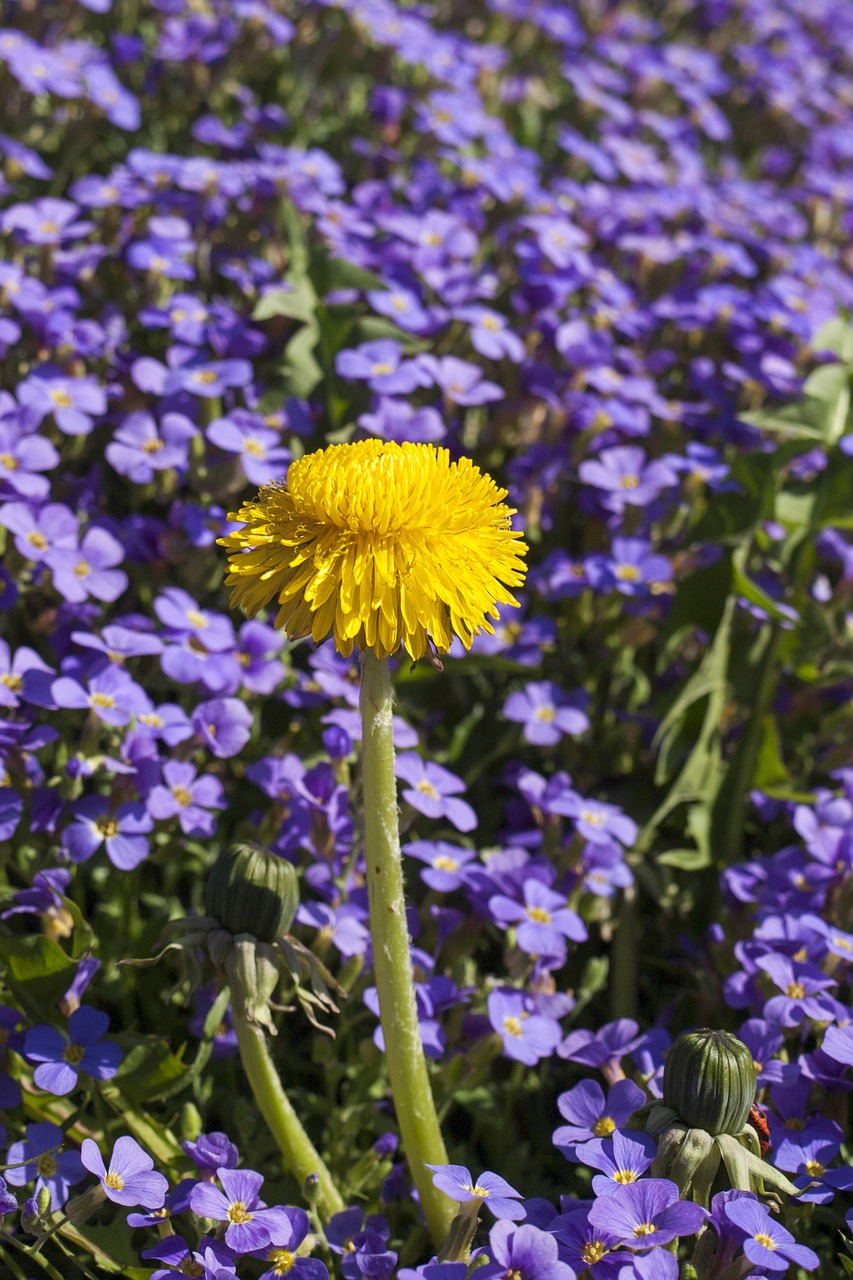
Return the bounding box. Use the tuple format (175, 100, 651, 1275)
(662, 1029, 756, 1136)
(204, 842, 299, 943)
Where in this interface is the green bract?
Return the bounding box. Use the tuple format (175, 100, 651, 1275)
(662, 1028, 756, 1136)
(204, 841, 299, 944)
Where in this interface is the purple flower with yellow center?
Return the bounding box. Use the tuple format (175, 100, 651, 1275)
(587, 541, 673, 598)
(192, 696, 254, 758)
(0, 421, 58, 497)
(404, 839, 476, 891)
(579, 1131, 657, 1196)
(24, 1006, 122, 1096)
(0, 641, 53, 708)
(553, 1080, 646, 1157)
(578, 447, 678, 514)
(489, 880, 587, 956)
(456, 307, 525, 363)
(18, 374, 106, 436)
(52, 664, 148, 727)
(106, 411, 197, 482)
(396, 753, 477, 832)
(207, 414, 291, 486)
(145, 759, 225, 836)
(426, 1163, 524, 1220)
(5, 1121, 85, 1209)
(189, 1167, 289, 1252)
(48, 527, 127, 604)
(754, 953, 837, 1026)
(0, 500, 77, 561)
(487, 989, 562, 1065)
(549, 793, 638, 848)
(478, 1220, 576, 1280)
(2, 197, 92, 245)
(81, 1136, 168, 1209)
(549, 1205, 626, 1280)
(142, 1235, 236, 1280)
(503, 682, 589, 747)
(722, 1196, 819, 1272)
(336, 340, 431, 395)
(250, 1205, 329, 1280)
(61, 796, 153, 870)
(416, 354, 503, 405)
(587, 1180, 706, 1250)
(165, 359, 253, 398)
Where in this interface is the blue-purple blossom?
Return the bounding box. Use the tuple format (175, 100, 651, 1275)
(25, 1006, 122, 1095)
(81, 1136, 168, 1209)
(427, 1164, 525, 1220)
(587, 1180, 706, 1250)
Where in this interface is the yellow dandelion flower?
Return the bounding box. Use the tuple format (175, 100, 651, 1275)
(218, 439, 527, 661)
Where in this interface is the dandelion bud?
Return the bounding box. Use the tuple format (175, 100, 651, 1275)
(662, 1028, 756, 1136)
(204, 842, 299, 943)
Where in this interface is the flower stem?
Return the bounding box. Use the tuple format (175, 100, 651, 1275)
(359, 650, 453, 1246)
(232, 1006, 344, 1220)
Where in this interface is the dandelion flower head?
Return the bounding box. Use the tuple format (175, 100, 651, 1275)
(218, 440, 527, 660)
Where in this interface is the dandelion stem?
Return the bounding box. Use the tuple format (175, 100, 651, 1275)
(231, 1007, 344, 1220)
(359, 649, 453, 1246)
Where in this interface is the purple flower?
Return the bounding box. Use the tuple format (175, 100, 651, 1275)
(5, 1121, 85, 1209)
(106, 412, 197, 482)
(206, 413, 291, 485)
(145, 760, 225, 836)
(192, 697, 253, 758)
(189, 1167, 289, 1253)
(416, 355, 503, 405)
(549, 794, 638, 848)
(396, 754, 476, 832)
(456, 307, 525, 363)
(251, 1206, 329, 1280)
(48, 527, 127, 604)
(2, 198, 91, 246)
(61, 797, 153, 870)
(503, 683, 589, 747)
(579, 1131, 656, 1196)
(25, 1006, 122, 1096)
(489, 880, 587, 956)
(165, 359, 253, 398)
(579, 448, 678, 514)
(587, 1180, 706, 1250)
(587, 541, 673, 597)
(142, 1235, 236, 1280)
(723, 1196, 819, 1272)
(404, 839, 476, 891)
(52, 665, 149, 727)
(0, 501, 77, 561)
(358, 397, 446, 443)
(553, 1079, 646, 1156)
(550, 1205, 626, 1280)
(478, 1220, 576, 1280)
(19, 374, 106, 437)
(81, 1136, 168, 1209)
(754, 953, 837, 1026)
(336, 340, 431, 395)
(183, 1131, 239, 1180)
(487, 989, 562, 1065)
(427, 1164, 525, 1220)
(0, 421, 58, 497)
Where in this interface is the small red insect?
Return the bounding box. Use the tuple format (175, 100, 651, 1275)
(747, 1102, 771, 1154)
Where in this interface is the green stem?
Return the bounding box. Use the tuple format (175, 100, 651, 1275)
(359, 650, 453, 1247)
(231, 1008, 344, 1220)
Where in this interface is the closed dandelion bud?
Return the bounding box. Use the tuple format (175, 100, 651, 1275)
(662, 1028, 756, 1136)
(204, 842, 299, 943)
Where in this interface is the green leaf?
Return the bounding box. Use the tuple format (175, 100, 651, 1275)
(656, 846, 711, 871)
(731, 559, 798, 624)
(253, 278, 317, 324)
(812, 316, 853, 363)
(308, 247, 386, 296)
(0, 934, 78, 1014)
(114, 1035, 190, 1104)
(803, 363, 848, 403)
(739, 401, 825, 441)
(282, 323, 323, 397)
(753, 715, 789, 790)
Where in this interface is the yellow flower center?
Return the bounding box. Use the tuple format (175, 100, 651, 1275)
(463, 1183, 489, 1199)
(172, 786, 193, 807)
(526, 906, 551, 924)
(581, 1242, 606, 1265)
(614, 1169, 637, 1183)
(633, 1223, 656, 1237)
(615, 564, 641, 581)
(37, 1153, 57, 1177)
(227, 1201, 253, 1224)
(219, 441, 527, 661)
(371, 362, 394, 376)
(90, 692, 116, 709)
(268, 1249, 296, 1275)
(0, 452, 17, 470)
(433, 855, 459, 872)
(785, 982, 806, 999)
(805, 1160, 825, 1177)
(27, 531, 48, 550)
(593, 1116, 615, 1137)
(192, 370, 218, 384)
(142, 438, 165, 453)
(481, 315, 501, 330)
(416, 780, 440, 801)
(619, 475, 640, 490)
(503, 1016, 524, 1038)
(104, 1172, 124, 1191)
(0, 673, 22, 690)
(186, 609, 207, 628)
(96, 817, 119, 838)
(244, 437, 266, 458)
(139, 713, 164, 727)
(50, 389, 73, 409)
(754, 1233, 776, 1250)
(580, 809, 605, 827)
(533, 706, 555, 721)
(64, 1043, 85, 1065)
(74, 560, 91, 578)
(181, 1261, 204, 1278)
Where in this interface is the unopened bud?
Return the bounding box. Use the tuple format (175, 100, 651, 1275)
(204, 842, 299, 943)
(663, 1028, 756, 1137)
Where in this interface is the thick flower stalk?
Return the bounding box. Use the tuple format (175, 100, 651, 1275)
(220, 440, 527, 1245)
